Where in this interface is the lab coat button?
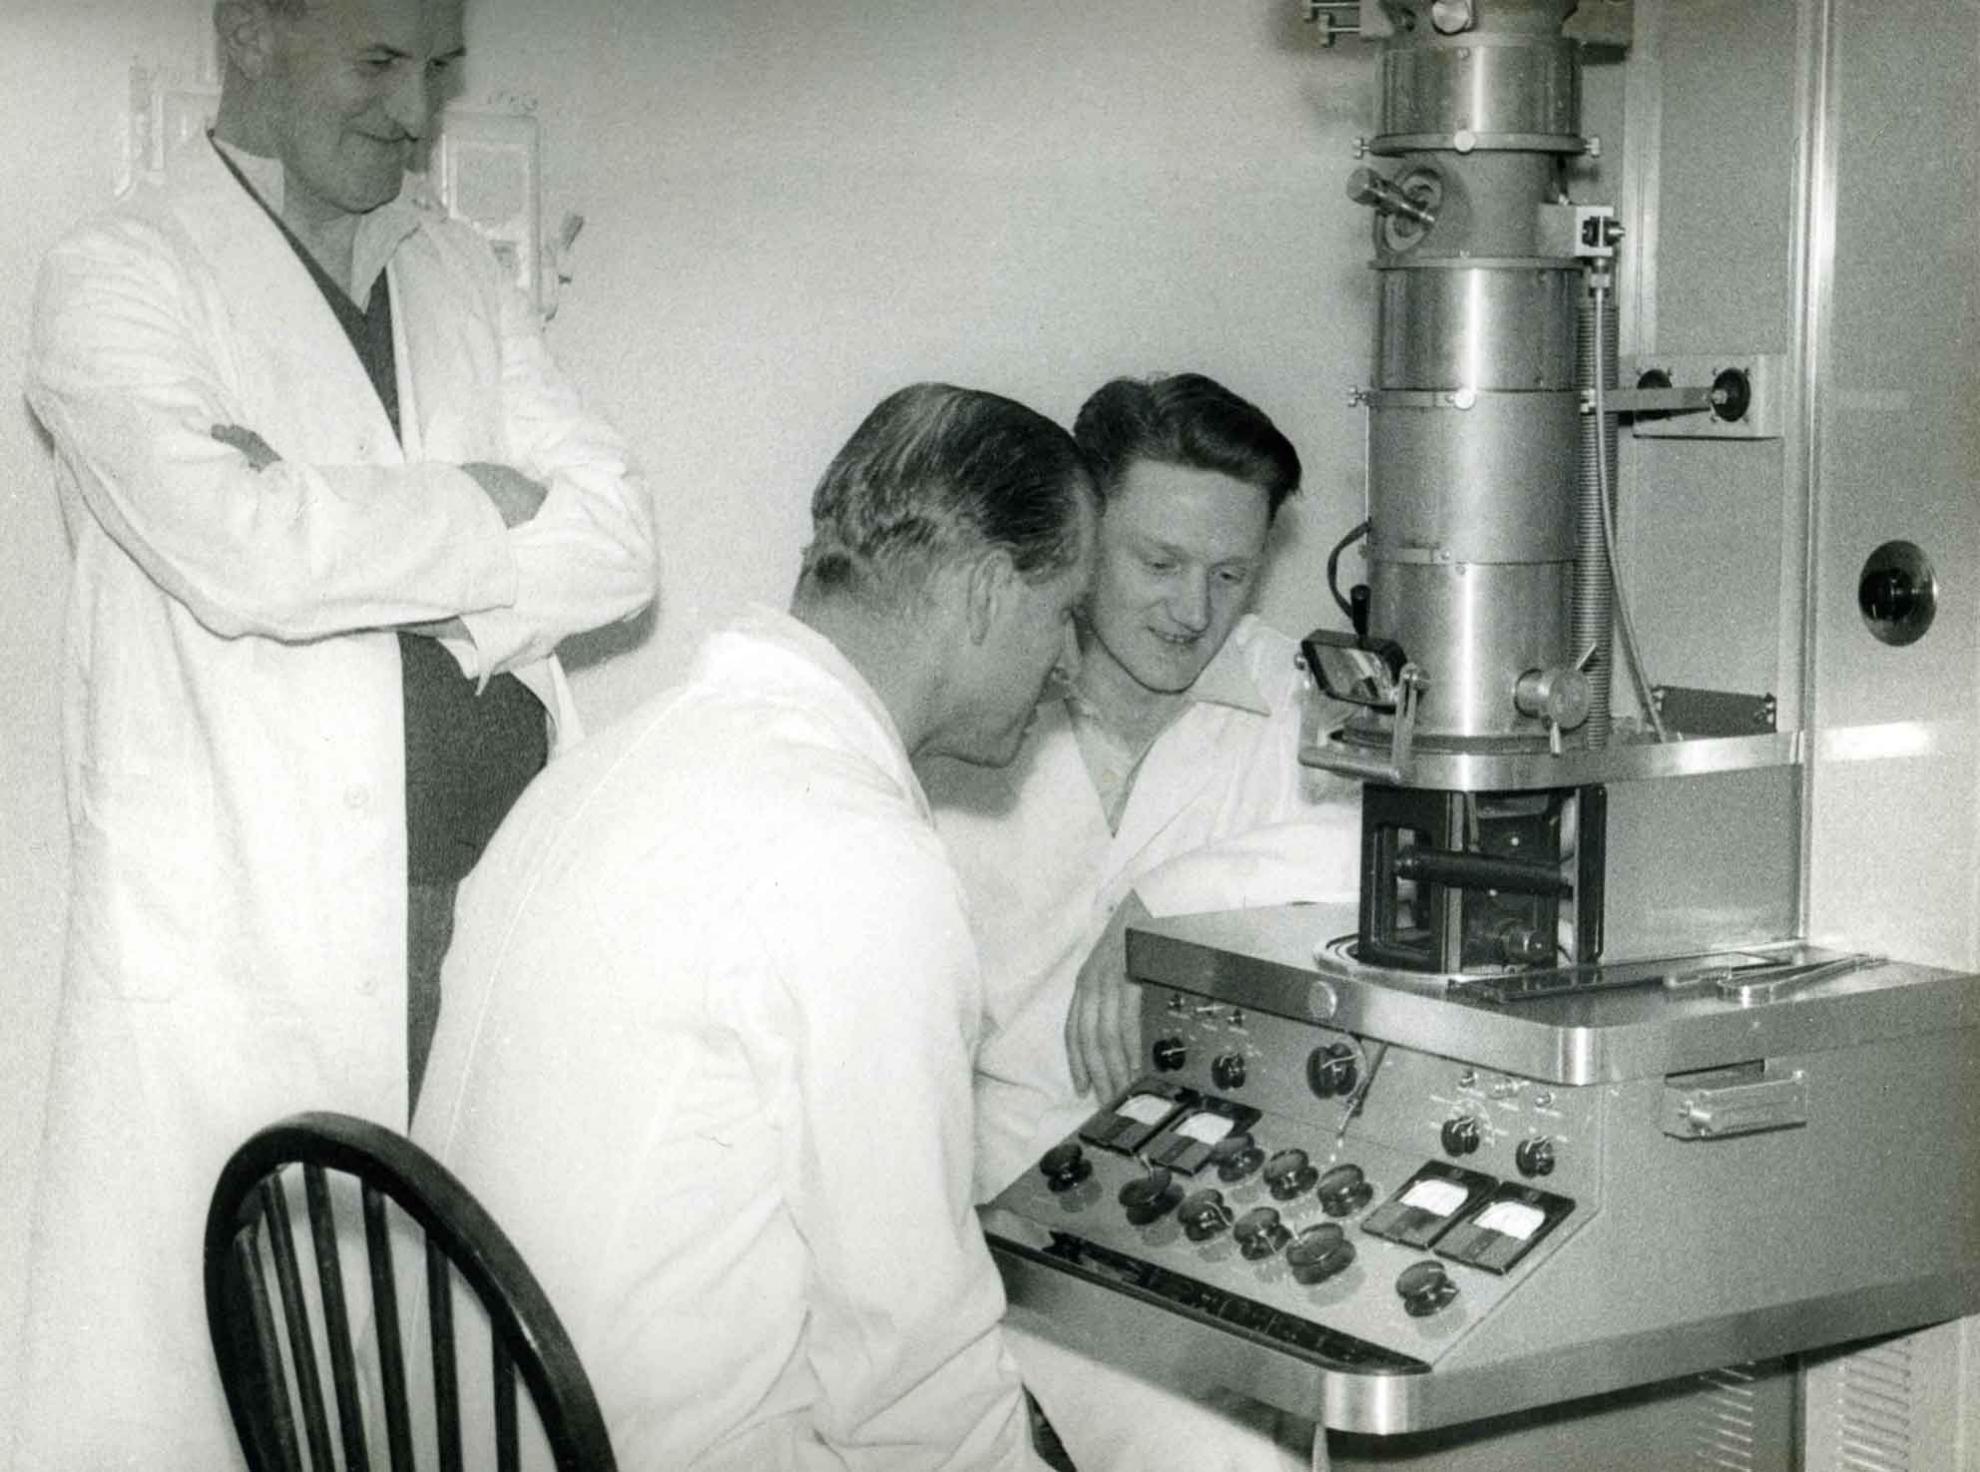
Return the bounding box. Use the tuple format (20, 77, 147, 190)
(345, 784, 370, 811)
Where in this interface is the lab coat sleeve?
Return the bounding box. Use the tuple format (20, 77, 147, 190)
(1133, 813, 1361, 919)
(454, 235, 657, 675)
(758, 814, 1041, 1471)
(26, 216, 519, 643)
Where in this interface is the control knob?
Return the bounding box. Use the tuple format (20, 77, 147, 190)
(1316, 1163, 1374, 1217)
(1233, 1206, 1292, 1261)
(1396, 1260, 1460, 1317)
(1209, 1132, 1265, 1184)
(1211, 1053, 1248, 1091)
(1286, 1224, 1356, 1285)
(1306, 1042, 1358, 1099)
(1177, 1188, 1236, 1243)
(1118, 1168, 1184, 1227)
(1515, 1136, 1557, 1177)
(1263, 1148, 1320, 1202)
(1038, 1141, 1092, 1194)
(1441, 1115, 1483, 1157)
(1151, 1036, 1187, 1073)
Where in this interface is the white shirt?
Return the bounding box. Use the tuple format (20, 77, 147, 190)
(415, 607, 1041, 1472)
(925, 615, 1361, 1200)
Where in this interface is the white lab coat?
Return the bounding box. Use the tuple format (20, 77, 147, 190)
(925, 614, 1359, 1472)
(13, 136, 654, 1470)
(414, 607, 1042, 1472)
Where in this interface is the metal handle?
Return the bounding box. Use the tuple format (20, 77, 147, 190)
(1661, 1067, 1808, 1139)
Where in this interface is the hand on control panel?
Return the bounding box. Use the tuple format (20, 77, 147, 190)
(1066, 890, 1153, 1104)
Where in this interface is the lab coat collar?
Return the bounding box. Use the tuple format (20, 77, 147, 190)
(698, 605, 934, 822)
(204, 134, 427, 305)
(1180, 617, 1271, 716)
(166, 134, 408, 462)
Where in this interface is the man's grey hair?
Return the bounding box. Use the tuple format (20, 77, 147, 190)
(800, 384, 1093, 610)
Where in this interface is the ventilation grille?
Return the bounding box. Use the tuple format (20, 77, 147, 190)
(1692, 1362, 1770, 1471)
(1828, 1338, 1917, 1472)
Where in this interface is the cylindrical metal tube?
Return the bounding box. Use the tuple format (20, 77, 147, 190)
(1367, 391, 1579, 562)
(1377, 30, 1581, 142)
(1392, 847, 1574, 897)
(1377, 266, 1580, 389)
(1364, 559, 1571, 741)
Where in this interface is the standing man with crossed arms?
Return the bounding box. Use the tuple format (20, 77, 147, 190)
(15, 0, 654, 1464)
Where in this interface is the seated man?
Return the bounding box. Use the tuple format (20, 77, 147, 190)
(413, 383, 1094, 1470)
(923, 373, 1361, 1471)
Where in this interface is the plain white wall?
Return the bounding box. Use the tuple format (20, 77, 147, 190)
(0, 0, 1378, 1414)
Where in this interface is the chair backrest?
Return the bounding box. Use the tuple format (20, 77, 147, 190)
(204, 1110, 617, 1472)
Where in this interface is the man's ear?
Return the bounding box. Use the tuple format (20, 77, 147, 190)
(962, 547, 1017, 646)
(215, 1, 277, 81)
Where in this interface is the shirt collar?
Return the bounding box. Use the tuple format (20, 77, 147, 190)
(209, 134, 425, 303)
(1185, 621, 1271, 716)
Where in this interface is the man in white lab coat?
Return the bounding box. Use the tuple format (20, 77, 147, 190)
(414, 383, 1096, 1470)
(13, 0, 655, 1466)
(925, 374, 1362, 1471)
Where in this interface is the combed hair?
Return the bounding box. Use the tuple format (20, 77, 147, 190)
(1073, 373, 1301, 518)
(800, 383, 1093, 607)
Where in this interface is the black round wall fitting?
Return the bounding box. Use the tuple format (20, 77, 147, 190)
(1858, 541, 1936, 647)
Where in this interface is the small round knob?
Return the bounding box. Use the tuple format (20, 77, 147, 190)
(1316, 1163, 1374, 1218)
(1151, 1036, 1187, 1073)
(1211, 1053, 1248, 1091)
(1118, 1168, 1183, 1227)
(1397, 1260, 1459, 1317)
(1514, 666, 1592, 731)
(1177, 1188, 1235, 1242)
(1306, 1042, 1358, 1099)
(1515, 1136, 1557, 1177)
(1209, 1132, 1265, 1184)
(1441, 1115, 1483, 1157)
(1286, 1224, 1356, 1285)
(1233, 1206, 1291, 1260)
(1038, 1141, 1092, 1194)
(1263, 1148, 1320, 1202)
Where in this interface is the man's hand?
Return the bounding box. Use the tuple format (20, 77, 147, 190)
(1065, 890, 1153, 1104)
(464, 462, 549, 528)
(211, 423, 279, 470)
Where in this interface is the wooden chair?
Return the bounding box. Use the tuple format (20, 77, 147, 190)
(204, 1110, 616, 1471)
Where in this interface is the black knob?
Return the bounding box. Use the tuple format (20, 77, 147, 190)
(1263, 1148, 1320, 1202)
(1151, 1036, 1187, 1072)
(1859, 568, 1917, 624)
(1306, 1041, 1358, 1099)
(1396, 1260, 1459, 1317)
(1209, 1132, 1265, 1184)
(1118, 1168, 1184, 1226)
(1233, 1206, 1291, 1260)
(1286, 1224, 1356, 1285)
(1211, 1053, 1248, 1091)
(1515, 1136, 1557, 1177)
(1177, 1188, 1235, 1242)
(1316, 1163, 1374, 1217)
(1441, 1115, 1483, 1157)
(1038, 1141, 1092, 1194)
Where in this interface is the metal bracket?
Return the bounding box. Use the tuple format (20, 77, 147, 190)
(1628, 353, 1785, 439)
(1651, 687, 1778, 737)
